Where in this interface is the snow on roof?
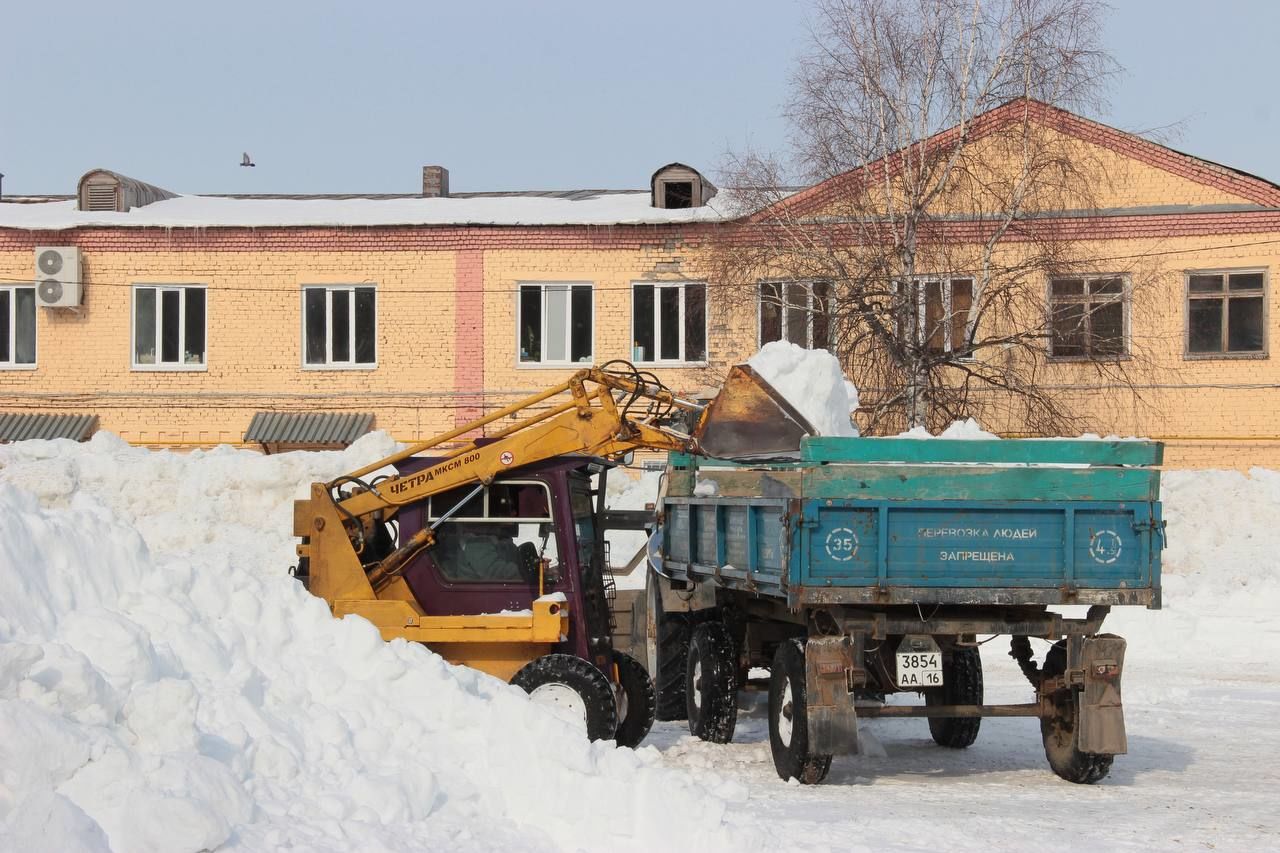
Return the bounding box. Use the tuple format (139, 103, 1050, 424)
(0, 190, 749, 230)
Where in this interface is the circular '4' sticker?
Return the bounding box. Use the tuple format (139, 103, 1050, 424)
(1089, 530, 1122, 564)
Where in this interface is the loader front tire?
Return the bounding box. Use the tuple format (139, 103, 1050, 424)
(926, 645, 984, 748)
(686, 621, 737, 743)
(512, 654, 618, 742)
(613, 650, 657, 748)
(1039, 642, 1114, 784)
(769, 639, 832, 784)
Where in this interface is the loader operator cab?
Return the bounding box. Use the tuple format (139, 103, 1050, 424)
(425, 480, 551, 585)
(393, 457, 616, 665)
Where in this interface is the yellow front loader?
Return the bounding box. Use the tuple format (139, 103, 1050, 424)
(292, 361, 812, 746)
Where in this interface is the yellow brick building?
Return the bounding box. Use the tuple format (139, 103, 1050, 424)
(1, 105, 1278, 468)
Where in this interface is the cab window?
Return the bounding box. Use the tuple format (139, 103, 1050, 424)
(427, 481, 555, 584)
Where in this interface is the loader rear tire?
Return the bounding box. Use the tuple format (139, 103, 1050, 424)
(926, 645, 984, 748)
(655, 612, 691, 721)
(1039, 642, 1114, 784)
(614, 650, 657, 748)
(512, 654, 618, 742)
(686, 621, 737, 743)
(768, 639, 832, 784)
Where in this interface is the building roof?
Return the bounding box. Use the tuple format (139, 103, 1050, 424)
(767, 98, 1280, 221)
(0, 412, 99, 442)
(6, 101, 1276, 232)
(243, 411, 374, 447)
(0, 188, 743, 230)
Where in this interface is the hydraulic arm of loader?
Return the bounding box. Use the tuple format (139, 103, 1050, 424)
(294, 362, 812, 611)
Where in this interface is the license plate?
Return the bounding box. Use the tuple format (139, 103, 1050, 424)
(896, 651, 943, 687)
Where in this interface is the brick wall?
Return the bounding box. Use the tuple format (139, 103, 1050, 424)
(2, 109, 1279, 468)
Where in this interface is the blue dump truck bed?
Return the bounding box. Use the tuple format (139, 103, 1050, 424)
(660, 436, 1164, 609)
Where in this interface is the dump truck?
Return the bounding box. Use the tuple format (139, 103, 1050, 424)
(291, 361, 807, 747)
(639, 426, 1164, 784)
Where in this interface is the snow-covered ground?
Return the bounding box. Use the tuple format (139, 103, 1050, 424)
(1, 434, 1278, 851)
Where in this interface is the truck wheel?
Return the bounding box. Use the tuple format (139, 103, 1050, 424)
(686, 621, 738, 743)
(613, 650, 657, 748)
(655, 612, 691, 721)
(1039, 642, 1114, 784)
(926, 646, 983, 748)
(769, 639, 832, 784)
(511, 654, 619, 742)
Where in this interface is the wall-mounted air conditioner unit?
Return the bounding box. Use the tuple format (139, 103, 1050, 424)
(34, 247, 82, 307)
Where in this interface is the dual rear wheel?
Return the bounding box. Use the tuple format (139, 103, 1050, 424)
(681, 624, 833, 785)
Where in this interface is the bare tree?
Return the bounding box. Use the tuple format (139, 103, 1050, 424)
(704, 0, 1163, 434)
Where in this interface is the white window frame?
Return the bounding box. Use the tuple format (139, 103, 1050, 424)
(1183, 267, 1268, 360)
(757, 281, 833, 349)
(0, 285, 37, 370)
(516, 282, 595, 368)
(427, 480, 554, 522)
(130, 284, 208, 372)
(630, 281, 708, 365)
(1046, 274, 1131, 361)
(301, 284, 378, 370)
(896, 276, 976, 358)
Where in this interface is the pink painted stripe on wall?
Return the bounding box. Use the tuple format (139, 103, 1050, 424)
(453, 249, 485, 428)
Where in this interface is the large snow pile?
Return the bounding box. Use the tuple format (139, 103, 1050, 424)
(747, 342, 858, 437)
(0, 434, 744, 853)
(1108, 466, 1280, 671)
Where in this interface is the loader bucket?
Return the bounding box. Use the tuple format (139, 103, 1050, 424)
(693, 364, 816, 460)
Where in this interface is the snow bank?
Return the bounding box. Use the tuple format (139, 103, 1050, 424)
(747, 342, 858, 437)
(1107, 467, 1280, 674)
(0, 434, 743, 852)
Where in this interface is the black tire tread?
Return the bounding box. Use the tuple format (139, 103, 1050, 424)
(1039, 642, 1115, 784)
(686, 621, 738, 743)
(926, 645, 984, 749)
(655, 612, 691, 721)
(511, 653, 618, 742)
(768, 639, 832, 785)
(614, 650, 657, 748)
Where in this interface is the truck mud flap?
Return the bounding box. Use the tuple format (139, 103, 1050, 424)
(1073, 634, 1127, 755)
(804, 636, 860, 755)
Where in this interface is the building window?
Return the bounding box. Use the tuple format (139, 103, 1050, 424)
(1049, 276, 1128, 358)
(760, 281, 832, 349)
(896, 278, 974, 355)
(132, 285, 206, 368)
(662, 182, 694, 209)
(519, 283, 593, 365)
(1186, 270, 1266, 356)
(0, 286, 37, 367)
(303, 285, 376, 367)
(632, 282, 706, 363)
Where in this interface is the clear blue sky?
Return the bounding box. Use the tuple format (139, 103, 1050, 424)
(1, 0, 1277, 196)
